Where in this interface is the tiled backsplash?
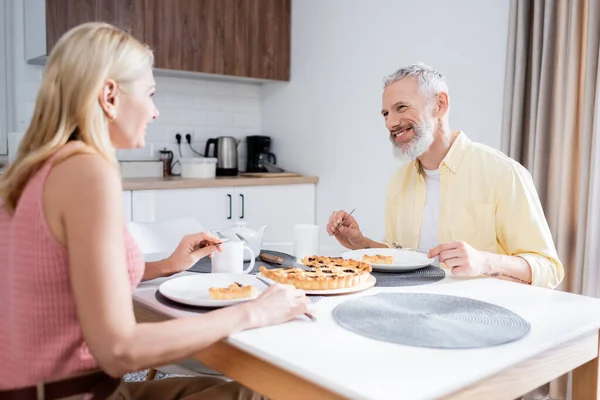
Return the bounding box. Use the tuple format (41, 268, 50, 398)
(15, 67, 262, 173)
(120, 76, 262, 173)
(7, 1, 263, 172)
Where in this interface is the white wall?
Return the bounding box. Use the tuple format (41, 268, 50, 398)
(261, 0, 510, 250)
(5, 0, 262, 170)
(4, 0, 511, 250)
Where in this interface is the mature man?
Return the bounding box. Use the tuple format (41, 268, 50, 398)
(326, 63, 563, 289)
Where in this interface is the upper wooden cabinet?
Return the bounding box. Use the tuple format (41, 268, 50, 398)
(25, 0, 291, 81)
(45, 0, 145, 51)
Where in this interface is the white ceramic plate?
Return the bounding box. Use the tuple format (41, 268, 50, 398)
(341, 248, 434, 272)
(158, 273, 264, 308)
(257, 273, 377, 295)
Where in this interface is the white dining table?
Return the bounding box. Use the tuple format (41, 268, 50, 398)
(133, 248, 600, 400)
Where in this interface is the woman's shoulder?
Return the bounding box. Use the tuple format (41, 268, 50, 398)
(47, 149, 122, 195)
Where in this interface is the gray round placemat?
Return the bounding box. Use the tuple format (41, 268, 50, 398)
(188, 249, 298, 274)
(372, 266, 445, 287)
(332, 293, 530, 349)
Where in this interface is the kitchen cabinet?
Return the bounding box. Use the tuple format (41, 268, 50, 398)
(24, 0, 144, 64)
(45, 0, 145, 53)
(130, 184, 315, 244)
(0, 1, 8, 155)
(24, 0, 291, 81)
(132, 186, 233, 234)
(122, 191, 132, 221)
(144, 0, 290, 80)
(234, 185, 314, 244)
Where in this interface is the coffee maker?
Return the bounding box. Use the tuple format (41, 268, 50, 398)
(245, 135, 277, 173)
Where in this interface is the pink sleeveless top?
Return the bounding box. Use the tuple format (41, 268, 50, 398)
(0, 144, 145, 389)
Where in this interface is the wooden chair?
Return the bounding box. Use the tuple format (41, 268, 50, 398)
(127, 217, 227, 380)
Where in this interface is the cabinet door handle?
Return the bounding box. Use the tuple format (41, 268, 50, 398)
(239, 194, 245, 219)
(227, 194, 232, 219)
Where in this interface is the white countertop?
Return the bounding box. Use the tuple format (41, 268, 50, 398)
(134, 250, 600, 400)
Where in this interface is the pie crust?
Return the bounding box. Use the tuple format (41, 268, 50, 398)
(362, 254, 394, 264)
(259, 255, 372, 290)
(209, 282, 257, 300)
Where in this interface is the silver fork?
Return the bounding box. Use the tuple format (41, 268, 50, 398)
(390, 242, 430, 255)
(211, 230, 231, 243)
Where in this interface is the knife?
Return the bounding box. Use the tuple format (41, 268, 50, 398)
(259, 253, 284, 264)
(259, 253, 315, 272)
(255, 275, 317, 322)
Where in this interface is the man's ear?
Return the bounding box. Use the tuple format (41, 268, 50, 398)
(98, 79, 118, 121)
(435, 91, 449, 118)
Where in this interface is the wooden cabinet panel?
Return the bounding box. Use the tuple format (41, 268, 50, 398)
(45, 0, 145, 50)
(144, 0, 290, 80)
(97, 0, 145, 39)
(45, 0, 93, 50)
(224, 0, 290, 80)
(40, 0, 290, 81)
(223, 0, 248, 77)
(144, 0, 222, 75)
(246, 0, 291, 81)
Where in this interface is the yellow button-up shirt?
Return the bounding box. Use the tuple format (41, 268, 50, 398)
(384, 131, 564, 289)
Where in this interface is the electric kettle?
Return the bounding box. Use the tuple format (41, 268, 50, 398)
(204, 136, 240, 176)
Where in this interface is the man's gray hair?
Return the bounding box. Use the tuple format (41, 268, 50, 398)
(383, 63, 448, 99)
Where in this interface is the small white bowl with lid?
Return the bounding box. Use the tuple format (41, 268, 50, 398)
(179, 157, 218, 178)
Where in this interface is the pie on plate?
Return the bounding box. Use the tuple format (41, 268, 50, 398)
(259, 255, 372, 290)
(362, 254, 394, 265)
(209, 282, 257, 300)
(341, 248, 433, 271)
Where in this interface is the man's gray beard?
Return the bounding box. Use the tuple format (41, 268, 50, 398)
(391, 118, 435, 162)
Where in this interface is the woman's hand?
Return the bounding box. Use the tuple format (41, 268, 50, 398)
(166, 232, 223, 274)
(243, 283, 310, 328)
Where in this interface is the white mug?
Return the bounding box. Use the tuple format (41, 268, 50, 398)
(211, 240, 255, 274)
(294, 224, 320, 260)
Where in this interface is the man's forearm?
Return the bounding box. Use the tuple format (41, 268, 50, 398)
(481, 253, 532, 285)
(142, 259, 174, 281)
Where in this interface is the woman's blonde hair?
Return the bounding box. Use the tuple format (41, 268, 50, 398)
(0, 22, 154, 213)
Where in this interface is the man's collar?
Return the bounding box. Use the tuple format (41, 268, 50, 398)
(414, 131, 470, 174)
(441, 131, 470, 173)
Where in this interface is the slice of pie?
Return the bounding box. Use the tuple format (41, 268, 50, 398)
(362, 254, 394, 265)
(259, 255, 372, 290)
(209, 282, 257, 300)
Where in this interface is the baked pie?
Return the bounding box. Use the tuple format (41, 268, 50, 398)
(209, 282, 257, 300)
(362, 254, 394, 264)
(259, 255, 372, 290)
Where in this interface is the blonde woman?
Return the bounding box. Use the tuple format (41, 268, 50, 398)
(0, 22, 309, 399)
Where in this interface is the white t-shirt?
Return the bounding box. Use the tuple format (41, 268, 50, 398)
(418, 168, 440, 266)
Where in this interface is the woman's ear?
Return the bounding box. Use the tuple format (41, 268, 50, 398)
(98, 79, 118, 121)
